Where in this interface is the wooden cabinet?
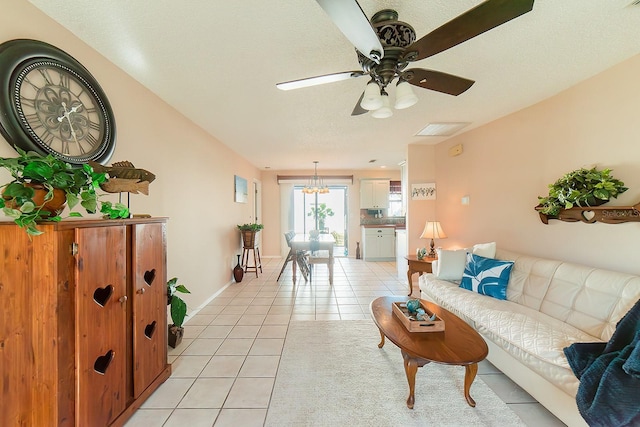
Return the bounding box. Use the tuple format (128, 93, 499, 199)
(362, 226, 396, 261)
(360, 179, 390, 209)
(0, 218, 171, 427)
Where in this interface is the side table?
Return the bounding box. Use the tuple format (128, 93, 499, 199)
(404, 255, 436, 296)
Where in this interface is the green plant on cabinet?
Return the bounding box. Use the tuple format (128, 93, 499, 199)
(0, 149, 129, 236)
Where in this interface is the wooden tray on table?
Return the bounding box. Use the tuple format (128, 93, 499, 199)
(392, 301, 445, 332)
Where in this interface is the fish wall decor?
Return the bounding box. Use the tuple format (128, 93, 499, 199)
(89, 160, 156, 195)
(89, 161, 156, 183)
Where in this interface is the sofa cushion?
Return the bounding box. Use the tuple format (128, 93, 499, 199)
(419, 275, 598, 396)
(472, 242, 496, 258)
(434, 248, 467, 281)
(474, 308, 598, 396)
(496, 248, 640, 341)
(460, 253, 514, 300)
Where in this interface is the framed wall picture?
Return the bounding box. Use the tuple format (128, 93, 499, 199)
(411, 183, 436, 200)
(234, 175, 248, 203)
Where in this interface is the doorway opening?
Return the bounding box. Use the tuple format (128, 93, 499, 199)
(293, 185, 348, 256)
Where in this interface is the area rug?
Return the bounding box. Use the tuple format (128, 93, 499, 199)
(265, 320, 525, 427)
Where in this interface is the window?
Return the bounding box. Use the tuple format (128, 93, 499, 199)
(388, 180, 403, 217)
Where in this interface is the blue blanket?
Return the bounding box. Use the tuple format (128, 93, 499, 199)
(564, 298, 640, 426)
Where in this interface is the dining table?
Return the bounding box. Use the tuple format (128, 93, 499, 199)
(289, 233, 335, 283)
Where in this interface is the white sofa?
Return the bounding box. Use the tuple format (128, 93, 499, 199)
(418, 248, 640, 427)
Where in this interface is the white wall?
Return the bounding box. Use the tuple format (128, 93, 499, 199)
(0, 2, 261, 308)
(423, 54, 640, 275)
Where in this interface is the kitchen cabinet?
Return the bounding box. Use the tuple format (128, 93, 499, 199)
(362, 226, 396, 261)
(360, 179, 390, 209)
(0, 218, 170, 427)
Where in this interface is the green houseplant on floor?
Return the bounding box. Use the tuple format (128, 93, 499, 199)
(167, 277, 190, 348)
(0, 149, 129, 236)
(537, 167, 628, 216)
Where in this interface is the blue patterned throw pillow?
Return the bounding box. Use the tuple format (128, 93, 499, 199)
(460, 253, 514, 300)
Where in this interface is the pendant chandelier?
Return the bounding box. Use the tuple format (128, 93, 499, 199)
(302, 161, 329, 194)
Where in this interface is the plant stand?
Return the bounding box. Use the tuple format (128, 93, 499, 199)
(240, 230, 262, 277)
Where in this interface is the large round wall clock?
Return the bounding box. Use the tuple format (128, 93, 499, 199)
(0, 39, 116, 165)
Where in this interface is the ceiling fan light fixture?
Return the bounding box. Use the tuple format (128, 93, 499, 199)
(371, 91, 393, 119)
(360, 81, 383, 110)
(394, 80, 418, 109)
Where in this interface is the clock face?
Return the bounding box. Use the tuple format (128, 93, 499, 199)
(0, 39, 116, 165)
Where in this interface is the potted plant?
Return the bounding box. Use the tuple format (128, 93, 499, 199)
(237, 223, 263, 248)
(0, 149, 129, 236)
(237, 223, 264, 232)
(167, 277, 190, 348)
(307, 202, 334, 231)
(537, 167, 628, 216)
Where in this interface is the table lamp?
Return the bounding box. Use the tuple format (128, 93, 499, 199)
(420, 221, 447, 258)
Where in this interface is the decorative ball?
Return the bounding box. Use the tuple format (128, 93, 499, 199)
(406, 299, 421, 313)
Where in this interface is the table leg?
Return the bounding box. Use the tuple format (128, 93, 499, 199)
(402, 351, 418, 409)
(329, 251, 334, 285)
(464, 363, 479, 407)
(406, 268, 414, 296)
(377, 329, 385, 348)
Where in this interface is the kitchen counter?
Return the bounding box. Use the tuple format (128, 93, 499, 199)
(361, 224, 405, 229)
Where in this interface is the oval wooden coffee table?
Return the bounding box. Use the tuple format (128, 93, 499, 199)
(370, 296, 488, 409)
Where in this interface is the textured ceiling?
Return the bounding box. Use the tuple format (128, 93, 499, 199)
(28, 0, 640, 170)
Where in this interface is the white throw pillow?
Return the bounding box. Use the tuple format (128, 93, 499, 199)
(435, 249, 467, 281)
(472, 242, 496, 259)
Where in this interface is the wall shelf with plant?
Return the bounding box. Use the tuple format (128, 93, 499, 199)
(535, 167, 638, 224)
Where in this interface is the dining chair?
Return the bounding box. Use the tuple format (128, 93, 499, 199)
(308, 249, 332, 285)
(277, 231, 309, 282)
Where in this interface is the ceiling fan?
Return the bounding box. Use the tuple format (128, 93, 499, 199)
(276, 0, 535, 117)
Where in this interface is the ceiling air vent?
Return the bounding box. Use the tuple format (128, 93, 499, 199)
(416, 122, 470, 137)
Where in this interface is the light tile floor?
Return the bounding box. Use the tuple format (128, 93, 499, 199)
(125, 257, 566, 427)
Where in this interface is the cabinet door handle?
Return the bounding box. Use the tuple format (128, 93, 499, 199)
(119, 295, 128, 305)
(137, 288, 146, 295)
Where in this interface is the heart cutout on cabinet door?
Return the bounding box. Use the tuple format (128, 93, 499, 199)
(93, 285, 114, 307)
(93, 350, 114, 375)
(582, 211, 596, 222)
(144, 321, 157, 339)
(143, 269, 156, 286)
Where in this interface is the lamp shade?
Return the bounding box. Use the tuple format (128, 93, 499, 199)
(360, 81, 383, 111)
(394, 80, 418, 109)
(420, 221, 447, 239)
(371, 91, 393, 119)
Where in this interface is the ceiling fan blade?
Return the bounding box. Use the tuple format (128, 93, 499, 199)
(276, 71, 365, 91)
(406, 0, 534, 61)
(351, 92, 368, 116)
(315, 0, 384, 63)
(404, 69, 475, 96)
